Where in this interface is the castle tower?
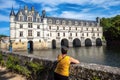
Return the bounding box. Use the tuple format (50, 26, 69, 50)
(10, 6, 16, 41)
(96, 17, 100, 26)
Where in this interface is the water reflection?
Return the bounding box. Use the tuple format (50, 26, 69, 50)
(15, 46, 120, 68)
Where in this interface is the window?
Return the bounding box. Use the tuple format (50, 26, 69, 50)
(37, 18, 40, 22)
(76, 27, 77, 30)
(97, 33, 99, 36)
(63, 27, 65, 30)
(63, 33, 65, 36)
(28, 23, 32, 28)
(69, 27, 71, 30)
(75, 21, 78, 25)
(93, 33, 95, 36)
(49, 26, 51, 30)
(92, 28, 94, 32)
(37, 32, 40, 37)
(37, 25, 40, 29)
(56, 20, 60, 24)
(57, 26, 59, 30)
(19, 31, 23, 37)
(28, 30, 32, 36)
(20, 24, 23, 28)
(58, 33, 60, 36)
(62, 20, 66, 25)
(87, 33, 88, 36)
(48, 19, 52, 24)
(76, 33, 77, 36)
(68, 21, 72, 25)
(70, 33, 72, 36)
(82, 33, 84, 36)
(83, 22, 86, 26)
(86, 28, 88, 31)
(20, 16, 23, 21)
(28, 17, 32, 21)
(97, 28, 99, 31)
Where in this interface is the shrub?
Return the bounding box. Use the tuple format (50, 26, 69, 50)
(0, 53, 5, 66)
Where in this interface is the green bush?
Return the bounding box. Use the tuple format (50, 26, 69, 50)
(26, 61, 46, 80)
(6, 55, 19, 70)
(0, 54, 5, 66)
(92, 76, 100, 80)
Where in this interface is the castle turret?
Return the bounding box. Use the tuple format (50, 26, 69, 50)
(10, 6, 16, 41)
(10, 6, 15, 22)
(96, 17, 100, 26)
(31, 6, 35, 14)
(24, 5, 28, 14)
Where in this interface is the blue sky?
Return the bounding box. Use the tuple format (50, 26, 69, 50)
(0, 0, 120, 36)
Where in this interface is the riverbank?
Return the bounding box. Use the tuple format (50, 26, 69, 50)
(0, 66, 26, 80)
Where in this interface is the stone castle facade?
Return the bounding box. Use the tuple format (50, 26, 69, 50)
(10, 6, 103, 51)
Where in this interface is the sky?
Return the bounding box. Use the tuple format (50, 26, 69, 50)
(0, 0, 120, 36)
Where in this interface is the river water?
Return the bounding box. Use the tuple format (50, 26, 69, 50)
(16, 46, 120, 68)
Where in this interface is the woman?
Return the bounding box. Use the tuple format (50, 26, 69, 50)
(54, 46, 80, 80)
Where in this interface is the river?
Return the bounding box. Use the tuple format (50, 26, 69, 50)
(16, 46, 120, 68)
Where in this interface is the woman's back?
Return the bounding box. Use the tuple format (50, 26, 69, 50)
(55, 54, 70, 76)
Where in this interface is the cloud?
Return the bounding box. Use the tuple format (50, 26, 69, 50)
(0, 14, 9, 22)
(21, 0, 120, 8)
(0, 0, 19, 10)
(42, 7, 58, 12)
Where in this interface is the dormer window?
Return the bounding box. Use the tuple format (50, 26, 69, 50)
(62, 20, 66, 25)
(20, 16, 23, 21)
(37, 18, 40, 22)
(75, 21, 78, 25)
(48, 19, 52, 24)
(68, 21, 72, 25)
(83, 22, 86, 26)
(56, 20, 60, 24)
(28, 17, 32, 22)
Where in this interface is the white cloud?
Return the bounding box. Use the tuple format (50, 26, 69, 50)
(21, 0, 120, 8)
(0, 0, 19, 10)
(55, 11, 97, 20)
(53, 10, 120, 20)
(42, 7, 58, 12)
(0, 14, 9, 22)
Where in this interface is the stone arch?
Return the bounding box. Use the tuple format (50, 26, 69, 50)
(85, 38, 92, 46)
(52, 39, 56, 49)
(28, 41, 33, 51)
(73, 38, 81, 47)
(96, 38, 102, 46)
(61, 38, 69, 47)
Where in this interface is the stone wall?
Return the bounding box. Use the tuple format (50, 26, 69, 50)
(0, 50, 120, 80)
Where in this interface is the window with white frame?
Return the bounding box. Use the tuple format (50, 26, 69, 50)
(37, 32, 40, 37)
(28, 23, 32, 28)
(28, 30, 32, 36)
(19, 31, 23, 37)
(20, 24, 23, 28)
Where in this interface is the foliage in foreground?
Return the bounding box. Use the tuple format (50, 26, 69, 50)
(1, 54, 46, 80)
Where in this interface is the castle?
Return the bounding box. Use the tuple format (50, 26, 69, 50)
(10, 6, 103, 51)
